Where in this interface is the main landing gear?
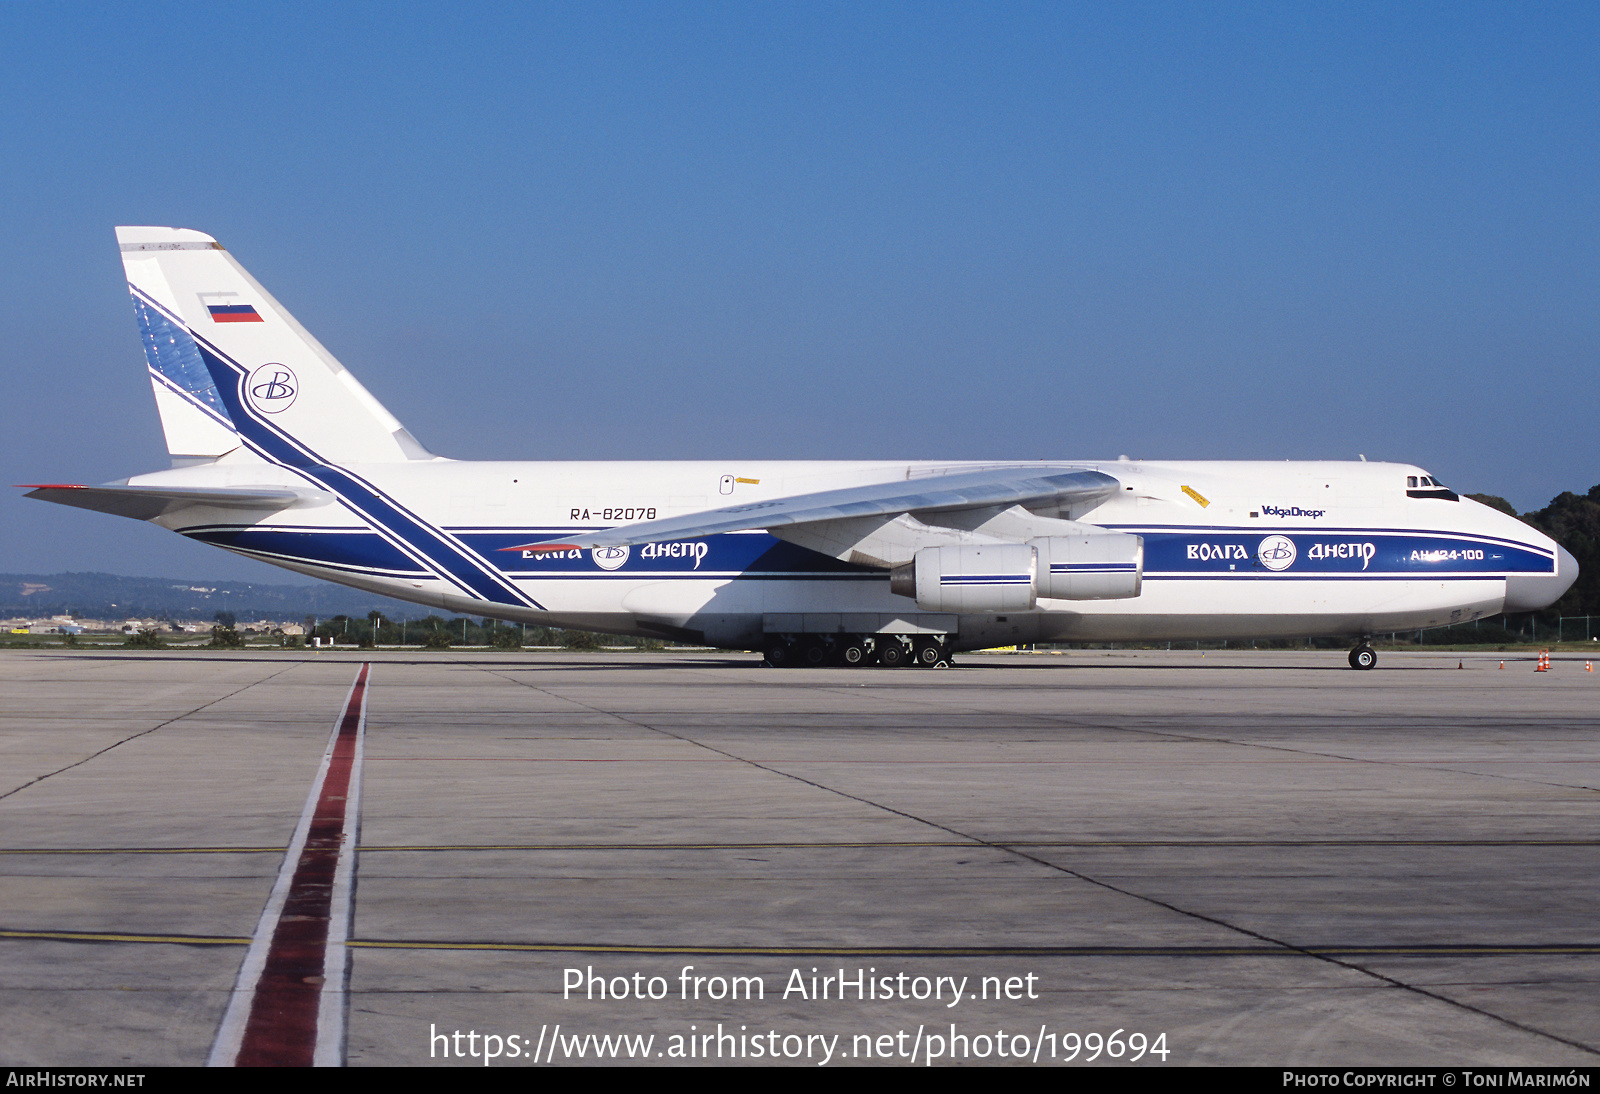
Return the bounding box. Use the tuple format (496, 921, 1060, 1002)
(1348, 643, 1377, 670)
(762, 634, 953, 669)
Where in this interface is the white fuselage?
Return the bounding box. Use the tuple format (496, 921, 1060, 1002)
(133, 456, 1568, 651)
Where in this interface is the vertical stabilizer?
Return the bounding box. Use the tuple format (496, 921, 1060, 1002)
(117, 226, 432, 466)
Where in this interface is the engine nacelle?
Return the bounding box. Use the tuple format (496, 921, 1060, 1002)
(888, 533, 1143, 612)
(890, 543, 1037, 613)
(1032, 533, 1142, 600)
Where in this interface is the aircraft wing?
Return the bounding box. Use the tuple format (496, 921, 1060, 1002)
(506, 466, 1121, 551)
(21, 483, 332, 522)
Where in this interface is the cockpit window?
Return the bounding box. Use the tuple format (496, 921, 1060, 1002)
(1407, 473, 1458, 501)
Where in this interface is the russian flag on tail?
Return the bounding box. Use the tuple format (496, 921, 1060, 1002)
(207, 303, 263, 322)
(200, 292, 265, 323)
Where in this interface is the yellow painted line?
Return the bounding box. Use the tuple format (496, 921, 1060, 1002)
(1312, 946, 1600, 956)
(734, 477, 760, 484)
(8, 927, 1596, 959)
(340, 940, 1272, 956)
(4, 838, 1597, 855)
(360, 841, 970, 851)
(1, 928, 249, 946)
(0, 841, 964, 855)
(342, 940, 1600, 957)
(1181, 485, 1210, 507)
(0, 847, 284, 855)
(356, 838, 1600, 851)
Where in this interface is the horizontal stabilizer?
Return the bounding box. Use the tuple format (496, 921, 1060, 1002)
(505, 466, 1121, 552)
(21, 483, 332, 522)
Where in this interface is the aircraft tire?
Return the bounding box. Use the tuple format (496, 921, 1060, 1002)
(841, 640, 867, 666)
(913, 638, 944, 667)
(1349, 645, 1377, 670)
(801, 638, 830, 667)
(878, 639, 907, 668)
(764, 639, 795, 668)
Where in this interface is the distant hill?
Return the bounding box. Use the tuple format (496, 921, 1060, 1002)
(0, 572, 425, 622)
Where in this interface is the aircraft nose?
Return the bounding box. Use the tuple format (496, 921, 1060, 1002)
(1504, 544, 1579, 613)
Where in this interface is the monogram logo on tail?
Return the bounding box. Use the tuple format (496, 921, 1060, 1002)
(247, 363, 298, 414)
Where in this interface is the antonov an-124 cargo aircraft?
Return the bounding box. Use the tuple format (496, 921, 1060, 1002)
(23, 227, 1577, 669)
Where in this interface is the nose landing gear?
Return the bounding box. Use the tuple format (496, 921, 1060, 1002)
(1348, 643, 1377, 670)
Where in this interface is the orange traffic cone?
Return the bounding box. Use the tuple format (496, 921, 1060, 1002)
(1499, 660, 1505, 669)
(1586, 661, 1593, 673)
(1458, 660, 1464, 669)
(1535, 649, 1550, 672)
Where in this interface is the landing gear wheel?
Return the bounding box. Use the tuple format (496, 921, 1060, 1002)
(764, 639, 795, 668)
(840, 640, 868, 666)
(913, 638, 944, 667)
(878, 639, 908, 668)
(800, 638, 830, 667)
(1349, 645, 1377, 671)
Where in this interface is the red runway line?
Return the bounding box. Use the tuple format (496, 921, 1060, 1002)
(211, 664, 369, 1067)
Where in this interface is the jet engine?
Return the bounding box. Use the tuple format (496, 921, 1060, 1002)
(1032, 532, 1143, 601)
(889, 533, 1143, 613)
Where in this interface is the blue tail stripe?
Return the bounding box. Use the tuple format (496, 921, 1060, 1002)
(169, 323, 541, 609)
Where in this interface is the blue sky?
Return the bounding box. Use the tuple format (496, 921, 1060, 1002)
(2, 2, 1596, 581)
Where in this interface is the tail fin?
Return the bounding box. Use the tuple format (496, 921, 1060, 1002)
(117, 226, 432, 466)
